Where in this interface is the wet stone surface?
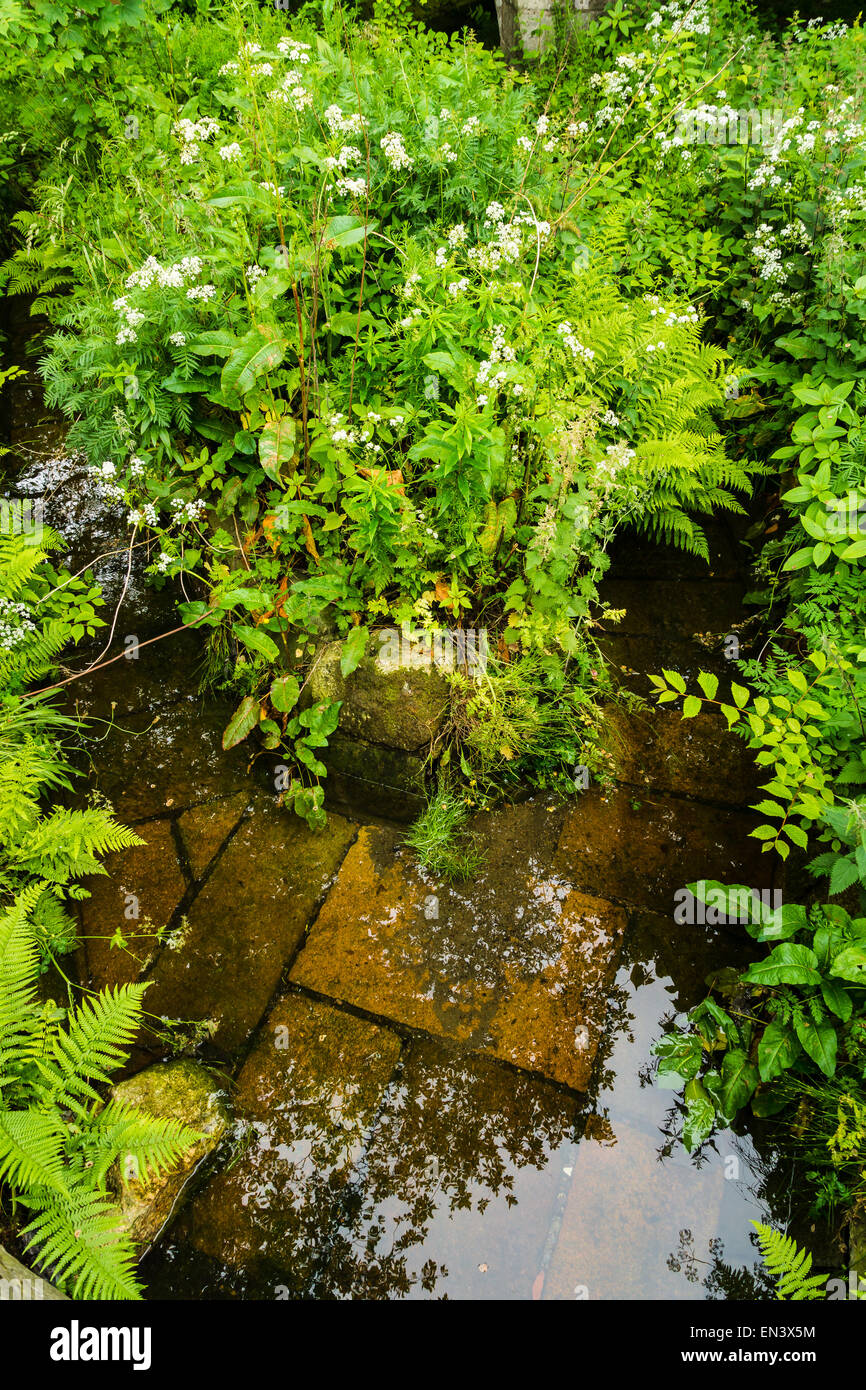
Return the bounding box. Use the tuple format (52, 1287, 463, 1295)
(168, 993, 402, 1291)
(291, 802, 627, 1091)
(141, 796, 356, 1056)
(77, 818, 186, 992)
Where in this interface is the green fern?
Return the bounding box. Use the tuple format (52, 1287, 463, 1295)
(752, 1222, 827, 1301)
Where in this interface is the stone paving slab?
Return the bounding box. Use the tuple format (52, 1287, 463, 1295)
(600, 705, 757, 807)
(142, 797, 356, 1055)
(77, 818, 186, 991)
(177, 993, 402, 1284)
(542, 1113, 726, 1300)
(291, 802, 627, 1091)
(555, 786, 776, 914)
(177, 793, 250, 880)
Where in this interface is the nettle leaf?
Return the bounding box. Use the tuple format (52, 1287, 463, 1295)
(222, 695, 261, 750)
(270, 674, 300, 714)
(758, 1020, 800, 1083)
(235, 625, 280, 662)
(340, 625, 369, 678)
(221, 326, 288, 399)
(259, 417, 297, 484)
(741, 943, 821, 987)
(829, 856, 860, 896)
(793, 1016, 837, 1077)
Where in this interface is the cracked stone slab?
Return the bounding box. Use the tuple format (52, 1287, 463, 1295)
(291, 801, 627, 1090)
(175, 993, 402, 1281)
(177, 793, 250, 880)
(142, 797, 356, 1055)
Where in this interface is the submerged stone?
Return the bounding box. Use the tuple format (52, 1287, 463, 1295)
(175, 994, 402, 1285)
(599, 705, 757, 807)
(291, 802, 627, 1090)
(556, 786, 777, 915)
(110, 1059, 231, 1252)
(177, 793, 249, 880)
(77, 819, 186, 992)
(141, 797, 356, 1055)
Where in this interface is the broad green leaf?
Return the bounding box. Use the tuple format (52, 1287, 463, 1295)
(259, 417, 297, 484)
(235, 625, 280, 662)
(830, 944, 866, 983)
(221, 326, 288, 398)
(340, 625, 369, 678)
(720, 1048, 759, 1114)
(222, 695, 261, 750)
(758, 1020, 800, 1083)
(697, 672, 719, 700)
(270, 674, 300, 713)
(793, 1016, 837, 1077)
(741, 943, 821, 987)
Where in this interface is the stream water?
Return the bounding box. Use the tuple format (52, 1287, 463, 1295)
(1, 308, 841, 1301)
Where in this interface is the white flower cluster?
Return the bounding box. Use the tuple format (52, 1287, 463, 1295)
(448, 277, 469, 298)
(749, 223, 787, 283)
(462, 116, 481, 137)
(795, 18, 848, 41)
(646, 0, 710, 41)
(649, 303, 699, 326)
(126, 255, 204, 290)
(476, 323, 517, 404)
(325, 105, 365, 136)
(113, 296, 145, 345)
(218, 142, 242, 161)
(174, 116, 220, 164)
(277, 37, 312, 63)
(557, 321, 595, 365)
(169, 331, 187, 347)
(246, 264, 267, 285)
(270, 70, 312, 110)
(381, 131, 413, 171)
(335, 176, 367, 198)
(596, 440, 637, 490)
(128, 501, 159, 527)
(439, 143, 458, 164)
(601, 408, 620, 428)
(170, 497, 207, 523)
(0, 597, 36, 649)
(325, 145, 363, 171)
(90, 460, 125, 503)
(447, 224, 467, 248)
(186, 284, 217, 302)
(218, 61, 239, 77)
(129, 456, 147, 476)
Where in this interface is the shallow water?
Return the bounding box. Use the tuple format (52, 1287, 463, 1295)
(1, 354, 840, 1301)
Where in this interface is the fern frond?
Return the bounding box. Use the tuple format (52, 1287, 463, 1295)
(752, 1222, 826, 1301)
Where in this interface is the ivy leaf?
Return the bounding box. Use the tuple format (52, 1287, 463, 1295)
(758, 1020, 800, 1083)
(222, 695, 261, 750)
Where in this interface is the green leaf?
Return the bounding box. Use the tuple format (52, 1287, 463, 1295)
(323, 214, 378, 249)
(758, 1020, 800, 1083)
(741, 943, 821, 987)
(697, 672, 719, 700)
(720, 1048, 759, 1114)
(783, 547, 815, 571)
(221, 326, 287, 399)
(830, 944, 866, 983)
(682, 695, 702, 718)
(258, 417, 297, 484)
(340, 625, 369, 678)
(820, 979, 853, 1022)
(731, 682, 750, 708)
(682, 1084, 716, 1154)
(793, 1016, 837, 1077)
(270, 674, 300, 713)
(222, 695, 261, 750)
(235, 625, 279, 662)
(662, 669, 686, 694)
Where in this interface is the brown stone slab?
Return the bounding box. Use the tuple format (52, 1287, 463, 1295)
(177, 994, 402, 1279)
(177, 793, 249, 880)
(597, 579, 745, 638)
(291, 803, 627, 1090)
(555, 785, 777, 914)
(600, 705, 758, 806)
(78, 818, 186, 990)
(143, 798, 356, 1054)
